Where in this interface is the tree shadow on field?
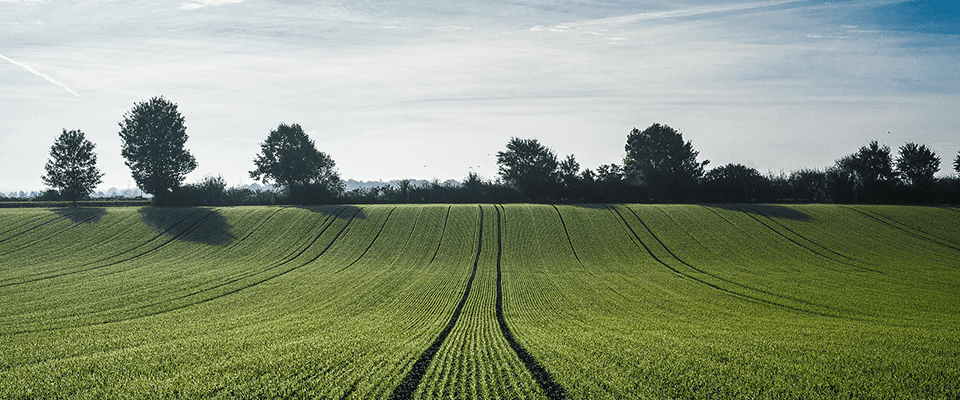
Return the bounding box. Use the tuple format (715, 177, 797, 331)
(290, 204, 366, 220)
(139, 207, 236, 245)
(712, 204, 813, 222)
(53, 207, 107, 224)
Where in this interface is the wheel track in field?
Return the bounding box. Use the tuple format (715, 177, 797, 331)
(608, 205, 837, 318)
(622, 206, 838, 313)
(651, 206, 715, 255)
(2, 207, 281, 289)
(0, 211, 109, 256)
(3, 207, 361, 335)
(388, 205, 483, 400)
(0, 213, 61, 241)
(0, 208, 212, 287)
(551, 205, 629, 301)
(428, 205, 453, 265)
(847, 206, 960, 252)
(336, 206, 398, 273)
(496, 205, 568, 400)
(701, 205, 876, 273)
(730, 205, 880, 273)
(0, 210, 137, 265)
(0, 214, 67, 245)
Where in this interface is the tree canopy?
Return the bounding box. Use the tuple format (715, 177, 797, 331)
(41, 129, 104, 207)
(954, 151, 960, 175)
(895, 142, 940, 187)
(249, 122, 344, 204)
(624, 123, 708, 202)
(702, 163, 767, 202)
(118, 96, 197, 205)
(496, 137, 560, 202)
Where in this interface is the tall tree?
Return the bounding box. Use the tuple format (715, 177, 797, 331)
(41, 129, 104, 207)
(624, 123, 708, 202)
(250, 122, 344, 204)
(954, 150, 960, 174)
(118, 96, 197, 205)
(847, 140, 895, 202)
(496, 137, 559, 202)
(850, 140, 895, 184)
(895, 142, 940, 187)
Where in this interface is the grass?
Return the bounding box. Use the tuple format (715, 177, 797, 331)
(1, 204, 958, 399)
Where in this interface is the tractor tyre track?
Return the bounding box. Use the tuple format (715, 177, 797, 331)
(738, 205, 866, 266)
(552, 205, 629, 301)
(0, 214, 67, 246)
(608, 206, 836, 318)
(730, 205, 879, 273)
(622, 206, 836, 313)
(497, 205, 568, 400)
(4, 207, 360, 335)
(850, 207, 960, 251)
(0, 208, 212, 287)
(337, 207, 397, 273)
(428, 205, 453, 265)
(388, 206, 483, 400)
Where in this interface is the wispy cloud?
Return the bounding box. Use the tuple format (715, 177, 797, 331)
(180, 0, 242, 11)
(561, 0, 799, 27)
(0, 53, 80, 97)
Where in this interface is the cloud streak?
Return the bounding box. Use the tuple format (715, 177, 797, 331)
(0, 53, 80, 97)
(562, 0, 800, 27)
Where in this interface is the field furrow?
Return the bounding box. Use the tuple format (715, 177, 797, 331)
(1, 204, 958, 398)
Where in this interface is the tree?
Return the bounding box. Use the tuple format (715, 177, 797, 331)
(42, 129, 104, 207)
(842, 140, 896, 203)
(118, 96, 197, 205)
(954, 150, 960, 175)
(496, 137, 560, 202)
(896, 142, 940, 187)
(788, 168, 827, 202)
(624, 123, 708, 202)
(250, 122, 344, 204)
(701, 163, 768, 202)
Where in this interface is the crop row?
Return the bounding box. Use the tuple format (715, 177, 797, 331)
(1, 204, 958, 398)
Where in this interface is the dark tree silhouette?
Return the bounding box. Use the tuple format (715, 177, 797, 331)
(788, 169, 828, 202)
(850, 140, 895, 183)
(701, 163, 768, 202)
(558, 154, 582, 200)
(496, 137, 560, 202)
(624, 123, 708, 202)
(42, 129, 104, 207)
(846, 140, 896, 202)
(250, 122, 344, 204)
(896, 142, 940, 187)
(954, 150, 960, 174)
(118, 96, 197, 205)
(826, 155, 860, 203)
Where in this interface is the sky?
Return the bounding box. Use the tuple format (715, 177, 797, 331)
(2, 0, 959, 193)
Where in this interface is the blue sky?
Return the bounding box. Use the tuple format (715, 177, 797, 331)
(2, 0, 958, 193)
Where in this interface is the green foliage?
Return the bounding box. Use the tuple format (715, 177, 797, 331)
(624, 123, 708, 202)
(496, 137, 560, 202)
(1, 204, 959, 398)
(701, 163, 769, 202)
(250, 123, 343, 204)
(896, 142, 940, 187)
(41, 129, 104, 206)
(118, 96, 198, 205)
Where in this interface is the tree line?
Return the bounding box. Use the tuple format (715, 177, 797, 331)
(28, 96, 960, 207)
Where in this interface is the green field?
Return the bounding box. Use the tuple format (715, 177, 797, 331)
(1, 204, 958, 399)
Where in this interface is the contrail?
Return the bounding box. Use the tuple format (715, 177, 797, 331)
(0, 53, 80, 97)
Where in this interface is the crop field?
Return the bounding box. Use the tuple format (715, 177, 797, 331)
(1, 204, 959, 399)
